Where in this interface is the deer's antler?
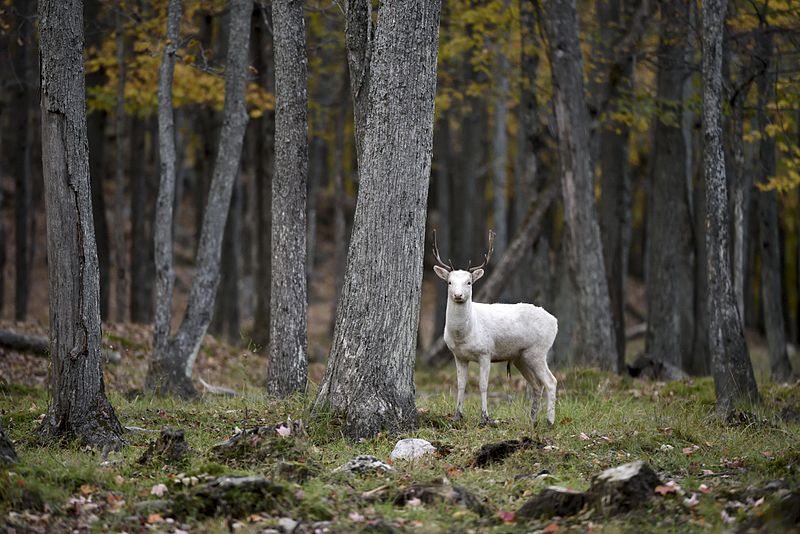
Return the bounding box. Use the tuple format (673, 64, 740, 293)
(432, 229, 454, 271)
(469, 230, 495, 272)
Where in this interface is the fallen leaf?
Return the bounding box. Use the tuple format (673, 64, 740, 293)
(544, 522, 560, 532)
(579, 432, 590, 441)
(349, 512, 365, 522)
(698, 484, 711, 494)
(150, 483, 168, 497)
(80, 484, 95, 496)
(147, 513, 163, 524)
(497, 511, 516, 523)
(406, 497, 422, 507)
(684, 493, 700, 507)
(276, 425, 292, 437)
(701, 469, 714, 476)
(655, 485, 678, 496)
(682, 445, 700, 456)
(762, 451, 774, 459)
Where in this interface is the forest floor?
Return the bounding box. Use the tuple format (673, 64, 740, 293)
(1, 324, 799, 533)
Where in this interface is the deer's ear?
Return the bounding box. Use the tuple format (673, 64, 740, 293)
(471, 268, 484, 282)
(433, 265, 450, 281)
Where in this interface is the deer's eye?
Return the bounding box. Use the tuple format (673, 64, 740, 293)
(448, 282, 451, 285)
(467, 282, 471, 285)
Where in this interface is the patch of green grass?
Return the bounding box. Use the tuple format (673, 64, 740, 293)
(1, 367, 798, 532)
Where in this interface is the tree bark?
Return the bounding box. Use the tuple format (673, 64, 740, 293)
(539, 0, 618, 371)
(147, 0, 253, 397)
(701, 0, 759, 417)
(211, 177, 242, 342)
(266, 0, 309, 398)
(37, 0, 124, 449)
(344, 0, 371, 163)
(314, 0, 442, 439)
(645, 0, 695, 371)
(755, 25, 792, 382)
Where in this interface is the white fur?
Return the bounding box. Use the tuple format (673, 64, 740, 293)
(434, 267, 558, 425)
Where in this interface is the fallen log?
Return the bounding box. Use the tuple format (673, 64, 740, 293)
(0, 329, 121, 363)
(422, 180, 560, 367)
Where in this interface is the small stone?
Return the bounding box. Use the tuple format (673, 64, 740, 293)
(333, 455, 394, 475)
(390, 439, 436, 460)
(278, 517, 298, 533)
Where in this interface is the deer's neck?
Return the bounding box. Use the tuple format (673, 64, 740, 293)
(446, 298, 475, 339)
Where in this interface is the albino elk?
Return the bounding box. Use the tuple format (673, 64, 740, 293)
(433, 231, 558, 426)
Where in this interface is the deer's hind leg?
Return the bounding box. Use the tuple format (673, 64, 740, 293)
(522, 349, 558, 425)
(514, 358, 543, 424)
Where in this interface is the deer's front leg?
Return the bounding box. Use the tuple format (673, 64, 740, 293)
(452, 356, 468, 421)
(478, 356, 491, 426)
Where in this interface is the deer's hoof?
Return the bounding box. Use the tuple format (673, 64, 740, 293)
(451, 412, 463, 422)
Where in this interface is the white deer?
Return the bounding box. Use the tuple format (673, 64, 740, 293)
(432, 231, 558, 426)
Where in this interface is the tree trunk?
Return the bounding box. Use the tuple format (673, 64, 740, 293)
(251, 5, 273, 351)
(645, 0, 695, 371)
(755, 26, 793, 382)
(307, 136, 325, 286)
(113, 8, 128, 322)
(266, 0, 309, 398)
(12, 0, 34, 321)
(314, 0, 442, 439)
(344, 0, 371, 163)
(730, 90, 751, 323)
(539, 0, 618, 371)
(37, 0, 124, 449)
(701, 0, 759, 416)
(147, 0, 253, 397)
(149, 0, 183, 393)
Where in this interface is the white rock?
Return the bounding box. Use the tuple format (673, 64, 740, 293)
(333, 455, 394, 474)
(390, 438, 436, 460)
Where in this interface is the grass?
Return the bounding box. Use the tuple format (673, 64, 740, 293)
(1, 358, 799, 532)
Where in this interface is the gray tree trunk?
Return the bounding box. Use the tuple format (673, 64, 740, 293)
(730, 89, 751, 322)
(147, 0, 253, 397)
(37, 0, 124, 449)
(645, 0, 695, 371)
(539, 0, 618, 371)
(113, 8, 128, 322)
(314, 0, 442, 439)
(149, 0, 183, 393)
(701, 0, 759, 417)
(266, 0, 309, 398)
(344, 0, 372, 163)
(755, 26, 792, 382)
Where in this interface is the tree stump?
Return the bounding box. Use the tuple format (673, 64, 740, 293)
(586, 461, 662, 515)
(517, 486, 586, 519)
(138, 427, 191, 464)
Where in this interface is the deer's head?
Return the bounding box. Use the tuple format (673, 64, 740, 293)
(432, 230, 494, 304)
